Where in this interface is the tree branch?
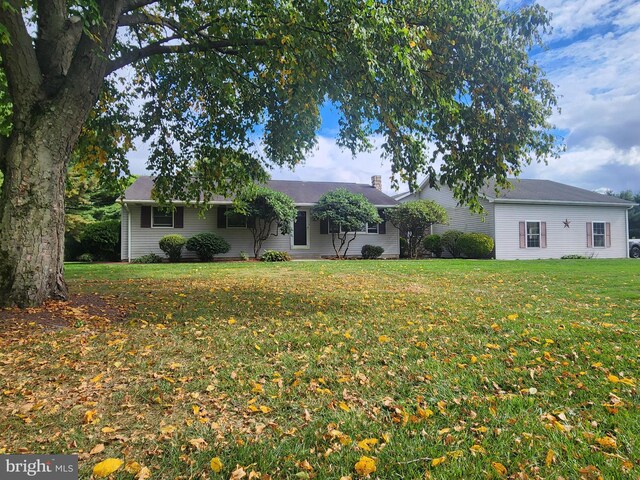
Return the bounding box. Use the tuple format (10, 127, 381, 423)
(122, 0, 158, 14)
(118, 11, 181, 32)
(106, 37, 268, 75)
(0, 0, 42, 116)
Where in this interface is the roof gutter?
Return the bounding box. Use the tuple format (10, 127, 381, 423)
(120, 199, 398, 208)
(488, 198, 634, 207)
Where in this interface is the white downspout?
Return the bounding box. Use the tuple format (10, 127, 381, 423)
(626, 206, 631, 258)
(124, 202, 132, 262)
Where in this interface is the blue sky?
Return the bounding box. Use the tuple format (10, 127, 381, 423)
(130, 0, 640, 195)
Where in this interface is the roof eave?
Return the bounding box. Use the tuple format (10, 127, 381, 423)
(490, 198, 634, 207)
(121, 199, 398, 208)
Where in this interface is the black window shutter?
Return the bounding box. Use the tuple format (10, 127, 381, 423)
(217, 206, 227, 228)
(174, 207, 184, 228)
(320, 218, 328, 234)
(378, 209, 386, 234)
(141, 206, 151, 228)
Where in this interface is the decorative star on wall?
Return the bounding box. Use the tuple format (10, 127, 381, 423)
(563, 219, 571, 228)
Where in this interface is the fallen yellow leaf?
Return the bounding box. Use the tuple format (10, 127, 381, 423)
(545, 449, 555, 467)
(160, 425, 176, 434)
(357, 438, 378, 452)
(93, 458, 123, 478)
(210, 457, 223, 473)
(431, 456, 446, 467)
(491, 462, 507, 476)
(596, 436, 617, 450)
(354, 456, 376, 476)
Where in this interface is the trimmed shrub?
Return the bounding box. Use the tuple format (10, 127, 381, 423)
(80, 220, 120, 261)
(458, 233, 494, 259)
(260, 250, 291, 262)
(422, 234, 443, 258)
(131, 253, 164, 264)
(159, 234, 186, 262)
(77, 253, 94, 263)
(399, 237, 409, 258)
(441, 230, 464, 258)
(186, 233, 231, 261)
(561, 254, 591, 259)
(361, 244, 384, 259)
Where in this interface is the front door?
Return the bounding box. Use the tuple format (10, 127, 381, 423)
(292, 210, 309, 248)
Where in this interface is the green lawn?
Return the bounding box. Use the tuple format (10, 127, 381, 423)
(1, 259, 638, 479)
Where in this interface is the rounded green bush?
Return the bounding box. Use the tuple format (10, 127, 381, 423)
(159, 234, 187, 262)
(260, 250, 291, 262)
(458, 233, 494, 259)
(361, 244, 384, 259)
(441, 230, 464, 258)
(81, 220, 120, 261)
(422, 234, 443, 258)
(186, 233, 231, 261)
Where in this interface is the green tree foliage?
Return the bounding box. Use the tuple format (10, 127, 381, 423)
(386, 200, 447, 258)
(233, 186, 297, 258)
(312, 188, 380, 259)
(0, 0, 560, 306)
(616, 190, 640, 238)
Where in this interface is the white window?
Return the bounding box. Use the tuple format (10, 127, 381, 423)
(592, 221, 606, 247)
(227, 211, 247, 228)
(152, 207, 173, 228)
(526, 221, 540, 248)
(329, 221, 379, 234)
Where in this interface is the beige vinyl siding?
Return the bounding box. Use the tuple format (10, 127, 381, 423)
(123, 205, 399, 260)
(404, 185, 494, 237)
(494, 203, 629, 259)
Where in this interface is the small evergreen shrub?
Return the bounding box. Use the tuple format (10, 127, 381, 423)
(561, 254, 591, 259)
(77, 253, 94, 263)
(361, 244, 384, 259)
(458, 233, 494, 259)
(159, 234, 186, 262)
(260, 250, 291, 262)
(131, 253, 163, 264)
(186, 233, 231, 261)
(441, 230, 464, 258)
(422, 234, 443, 258)
(399, 237, 409, 258)
(81, 220, 121, 261)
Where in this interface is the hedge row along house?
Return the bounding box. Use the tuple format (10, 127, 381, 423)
(397, 178, 635, 259)
(119, 176, 400, 260)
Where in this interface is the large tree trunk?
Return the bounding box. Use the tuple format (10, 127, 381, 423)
(0, 112, 74, 307)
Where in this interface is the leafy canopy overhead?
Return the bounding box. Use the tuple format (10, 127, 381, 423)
(2, 0, 559, 208)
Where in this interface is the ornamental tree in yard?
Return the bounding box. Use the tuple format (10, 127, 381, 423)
(233, 186, 297, 258)
(0, 0, 559, 306)
(386, 200, 448, 258)
(312, 189, 381, 259)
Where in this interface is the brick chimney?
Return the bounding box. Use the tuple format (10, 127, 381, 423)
(371, 175, 382, 191)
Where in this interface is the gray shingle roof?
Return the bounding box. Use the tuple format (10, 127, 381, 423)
(482, 179, 634, 205)
(122, 176, 398, 206)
